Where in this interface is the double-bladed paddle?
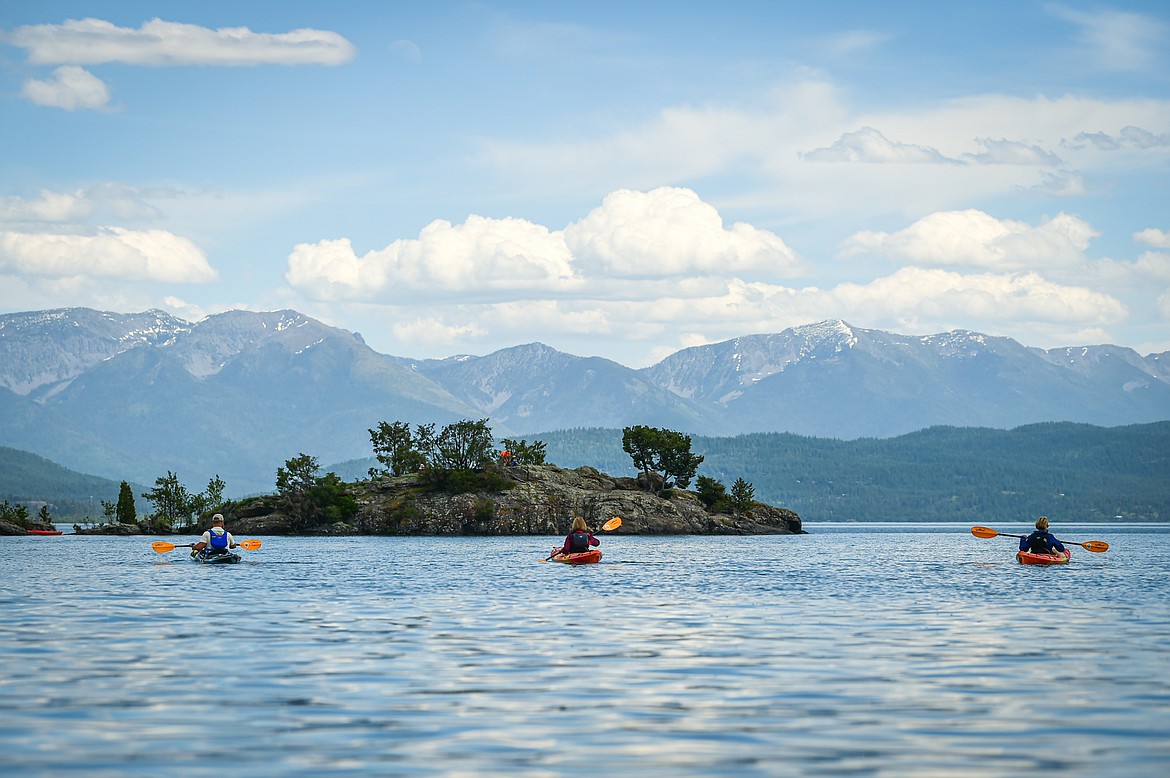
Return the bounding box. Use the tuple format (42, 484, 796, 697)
(151, 539, 263, 553)
(970, 525, 1108, 553)
(541, 516, 622, 561)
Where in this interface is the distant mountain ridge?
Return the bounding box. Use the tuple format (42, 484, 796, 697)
(1, 306, 1167, 494)
(642, 323, 1170, 436)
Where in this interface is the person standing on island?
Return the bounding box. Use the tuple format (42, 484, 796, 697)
(192, 513, 237, 558)
(1020, 516, 1065, 556)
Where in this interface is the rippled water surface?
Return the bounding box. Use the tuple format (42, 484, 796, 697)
(3, 524, 1169, 776)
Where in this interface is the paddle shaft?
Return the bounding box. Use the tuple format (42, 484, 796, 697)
(152, 539, 262, 553)
(970, 526, 1108, 552)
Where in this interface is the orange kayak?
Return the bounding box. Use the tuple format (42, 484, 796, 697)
(1016, 548, 1071, 565)
(550, 549, 602, 565)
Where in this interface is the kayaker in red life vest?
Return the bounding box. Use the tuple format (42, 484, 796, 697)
(192, 513, 237, 557)
(557, 516, 600, 556)
(1020, 516, 1065, 555)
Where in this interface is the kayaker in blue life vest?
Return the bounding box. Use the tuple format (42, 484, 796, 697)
(556, 516, 600, 556)
(192, 513, 237, 557)
(1020, 516, 1065, 555)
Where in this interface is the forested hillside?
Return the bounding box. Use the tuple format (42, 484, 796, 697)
(0, 446, 130, 518)
(526, 422, 1169, 523)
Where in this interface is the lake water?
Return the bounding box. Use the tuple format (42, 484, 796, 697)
(2, 524, 1168, 777)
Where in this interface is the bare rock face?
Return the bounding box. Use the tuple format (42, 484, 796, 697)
(226, 464, 804, 537)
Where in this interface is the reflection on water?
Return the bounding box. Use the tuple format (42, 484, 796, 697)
(2, 526, 1168, 776)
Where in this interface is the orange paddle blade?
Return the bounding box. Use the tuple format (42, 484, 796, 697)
(970, 526, 999, 539)
(238, 539, 262, 550)
(602, 517, 622, 531)
(1079, 540, 1109, 553)
(151, 541, 176, 552)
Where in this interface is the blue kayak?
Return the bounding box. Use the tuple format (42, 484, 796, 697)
(190, 549, 242, 564)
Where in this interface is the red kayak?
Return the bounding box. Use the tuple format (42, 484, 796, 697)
(27, 529, 63, 535)
(550, 549, 602, 565)
(1017, 548, 1071, 565)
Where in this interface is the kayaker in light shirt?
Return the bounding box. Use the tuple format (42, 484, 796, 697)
(192, 513, 237, 558)
(556, 516, 599, 557)
(1020, 516, 1065, 555)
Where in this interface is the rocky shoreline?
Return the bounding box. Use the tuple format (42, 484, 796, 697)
(60, 464, 804, 537)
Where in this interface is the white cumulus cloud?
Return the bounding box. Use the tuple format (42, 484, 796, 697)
(286, 188, 799, 302)
(0, 227, 217, 283)
(564, 187, 800, 278)
(287, 215, 578, 301)
(1135, 228, 1170, 249)
(827, 266, 1126, 326)
(21, 66, 110, 111)
(844, 209, 1098, 272)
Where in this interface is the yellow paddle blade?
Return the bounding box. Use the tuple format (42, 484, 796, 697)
(238, 539, 262, 550)
(602, 517, 622, 531)
(1079, 540, 1109, 553)
(970, 526, 999, 539)
(151, 541, 176, 553)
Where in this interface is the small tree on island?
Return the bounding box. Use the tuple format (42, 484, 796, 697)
(696, 475, 731, 512)
(622, 425, 705, 497)
(0, 501, 31, 527)
(116, 481, 137, 524)
(369, 420, 426, 477)
(142, 472, 195, 531)
(142, 472, 226, 531)
(730, 478, 756, 515)
(276, 454, 319, 529)
(499, 438, 547, 467)
(419, 419, 496, 471)
(368, 418, 516, 495)
(276, 453, 357, 531)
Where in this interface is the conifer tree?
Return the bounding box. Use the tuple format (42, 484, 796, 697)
(116, 481, 137, 524)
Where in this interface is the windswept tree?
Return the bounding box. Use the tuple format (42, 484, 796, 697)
(622, 425, 705, 496)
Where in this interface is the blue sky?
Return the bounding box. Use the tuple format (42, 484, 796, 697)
(1, 1, 1168, 367)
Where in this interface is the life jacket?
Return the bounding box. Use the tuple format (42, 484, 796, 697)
(569, 530, 591, 553)
(208, 527, 229, 552)
(1027, 531, 1052, 554)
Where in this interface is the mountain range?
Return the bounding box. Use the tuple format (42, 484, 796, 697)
(1, 307, 1167, 495)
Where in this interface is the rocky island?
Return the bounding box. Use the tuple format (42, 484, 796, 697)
(68, 462, 803, 537)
